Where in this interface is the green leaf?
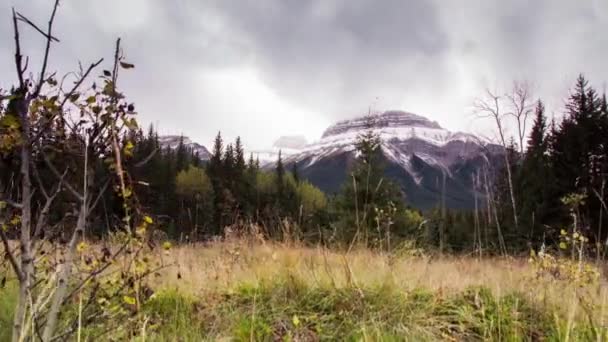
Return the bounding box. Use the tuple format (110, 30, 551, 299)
(120, 62, 135, 69)
(86, 96, 96, 104)
(0, 201, 6, 210)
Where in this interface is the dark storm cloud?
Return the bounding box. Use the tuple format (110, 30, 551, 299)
(1, 0, 608, 147)
(201, 0, 450, 116)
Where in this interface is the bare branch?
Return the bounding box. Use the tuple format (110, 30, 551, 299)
(12, 8, 25, 89)
(32, 169, 67, 243)
(31, 0, 61, 97)
(42, 153, 83, 202)
(505, 81, 534, 154)
(29, 58, 104, 145)
(15, 13, 60, 43)
(0, 196, 22, 209)
(0, 229, 22, 281)
(134, 148, 158, 168)
(89, 179, 110, 212)
(59, 58, 104, 109)
(32, 165, 50, 199)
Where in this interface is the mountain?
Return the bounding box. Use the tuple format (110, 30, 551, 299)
(158, 135, 211, 160)
(284, 110, 503, 210)
(251, 135, 308, 165)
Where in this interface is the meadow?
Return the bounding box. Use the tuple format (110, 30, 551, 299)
(3, 237, 601, 341)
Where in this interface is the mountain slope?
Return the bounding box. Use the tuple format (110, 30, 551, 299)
(285, 110, 503, 209)
(158, 135, 211, 160)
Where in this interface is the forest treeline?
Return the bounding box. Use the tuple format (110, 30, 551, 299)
(3, 73, 608, 254)
(46, 75, 604, 255)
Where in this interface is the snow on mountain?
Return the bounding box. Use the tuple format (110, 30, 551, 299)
(251, 135, 308, 165)
(289, 110, 492, 176)
(158, 135, 211, 160)
(279, 110, 502, 209)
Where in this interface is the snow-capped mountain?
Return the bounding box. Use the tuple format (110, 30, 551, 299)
(158, 135, 211, 160)
(284, 110, 503, 209)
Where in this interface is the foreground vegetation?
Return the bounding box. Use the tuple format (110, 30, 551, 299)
(3, 238, 606, 341)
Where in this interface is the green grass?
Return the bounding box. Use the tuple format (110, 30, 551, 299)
(0, 281, 17, 342)
(139, 274, 595, 341)
(2, 240, 607, 341)
(0, 275, 603, 341)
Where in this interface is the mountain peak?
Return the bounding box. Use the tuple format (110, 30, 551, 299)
(322, 110, 442, 138)
(158, 135, 211, 160)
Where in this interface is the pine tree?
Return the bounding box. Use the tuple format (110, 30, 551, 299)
(292, 160, 299, 184)
(518, 100, 555, 245)
(527, 101, 547, 158)
(175, 134, 188, 172)
(247, 153, 256, 171)
(336, 114, 405, 244)
(207, 132, 224, 234)
(550, 75, 608, 243)
(276, 149, 285, 202)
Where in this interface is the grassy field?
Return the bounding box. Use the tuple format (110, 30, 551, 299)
(2, 239, 608, 340)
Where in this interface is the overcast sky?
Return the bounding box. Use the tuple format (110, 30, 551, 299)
(1, 0, 608, 149)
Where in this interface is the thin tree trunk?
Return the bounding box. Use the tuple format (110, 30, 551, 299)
(12, 97, 32, 342)
(42, 202, 87, 341)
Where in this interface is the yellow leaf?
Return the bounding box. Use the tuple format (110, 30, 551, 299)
(143, 216, 153, 224)
(10, 216, 20, 225)
(136, 226, 146, 237)
(560, 229, 567, 236)
(559, 242, 568, 250)
(292, 315, 300, 327)
(77, 241, 88, 253)
(162, 241, 172, 251)
(123, 188, 132, 198)
(123, 295, 136, 305)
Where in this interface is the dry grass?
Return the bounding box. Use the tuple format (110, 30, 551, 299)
(157, 239, 603, 310)
(4, 238, 608, 340)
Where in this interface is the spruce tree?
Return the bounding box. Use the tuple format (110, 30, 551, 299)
(175, 134, 188, 172)
(207, 132, 224, 234)
(276, 150, 285, 202)
(233, 137, 247, 212)
(337, 114, 404, 244)
(292, 161, 299, 184)
(518, 100, 555, 245)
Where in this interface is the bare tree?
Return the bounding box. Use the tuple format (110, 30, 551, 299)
(0, 3, 162, 341)
(506, 81, 534, 155)
(474, 87, 520, 239)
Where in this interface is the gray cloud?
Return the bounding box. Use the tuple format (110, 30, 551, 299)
(1, 0, 608, 148)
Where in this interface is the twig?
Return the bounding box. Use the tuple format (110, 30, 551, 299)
(59, 58, 103, 109)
